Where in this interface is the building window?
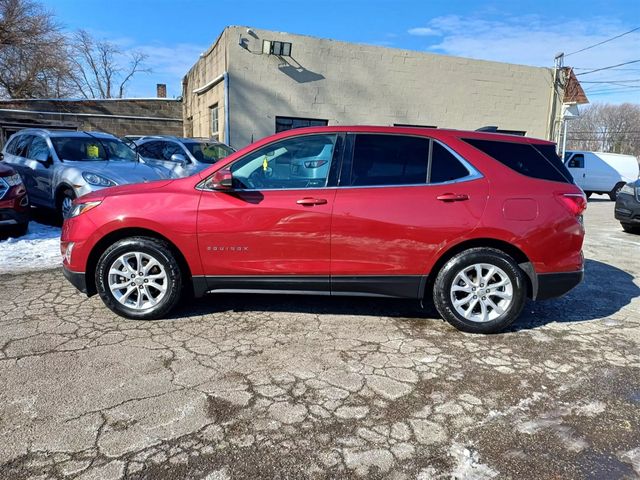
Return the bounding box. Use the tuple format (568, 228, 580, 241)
(210, 104, 219, 140)
(275, 116, 328, 133)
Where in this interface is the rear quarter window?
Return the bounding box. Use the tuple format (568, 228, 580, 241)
(462, 138, 573, 183)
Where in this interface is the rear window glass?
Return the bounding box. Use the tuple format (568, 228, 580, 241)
(462, 138, 572, 183)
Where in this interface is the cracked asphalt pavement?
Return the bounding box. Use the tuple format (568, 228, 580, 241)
(1, 199, 639, 479)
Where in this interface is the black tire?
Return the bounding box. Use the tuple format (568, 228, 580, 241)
(432, 248, 527, 334)
(95, 236, 183, 320)
(621, 223, 640, 234)
(58, 188, 76, 221)
(585, 191, 592, 199)
(609, 182, 626, 201)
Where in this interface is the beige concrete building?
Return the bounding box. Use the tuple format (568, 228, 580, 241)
(183, 26, 573, 149)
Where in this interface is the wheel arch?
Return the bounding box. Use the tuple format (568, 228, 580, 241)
(84, 227, 193, 296)
(424, 238, 535, 300)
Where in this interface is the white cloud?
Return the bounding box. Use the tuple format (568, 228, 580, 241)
(407, 27, 440, 36)
(410, 15, 640, 103)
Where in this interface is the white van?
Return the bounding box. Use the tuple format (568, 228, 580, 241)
(564, 151, 640, 200)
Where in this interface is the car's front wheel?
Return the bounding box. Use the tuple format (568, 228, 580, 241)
(95, 236, 183, 319)
(58, 188, 76, 220)
(621, 223, 640, 234)
(432, 248, 527, 334)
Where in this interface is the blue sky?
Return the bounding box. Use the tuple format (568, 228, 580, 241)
(46, 0, 640, 104)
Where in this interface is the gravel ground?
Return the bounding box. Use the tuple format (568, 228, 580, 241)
(0, 198, 639, 479)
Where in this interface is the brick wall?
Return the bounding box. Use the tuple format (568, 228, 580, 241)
(0, 99, 183, 146)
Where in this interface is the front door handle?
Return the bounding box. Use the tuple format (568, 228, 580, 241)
(297, 197, 327, 206)
(436, 193, 469, 202)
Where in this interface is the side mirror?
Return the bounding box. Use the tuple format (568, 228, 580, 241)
(170, 153, 187, 166)
(209, 168, 233, 190)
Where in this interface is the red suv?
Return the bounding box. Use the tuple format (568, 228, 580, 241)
(61, 127, 586, 333)
(0, 162, 29, 237)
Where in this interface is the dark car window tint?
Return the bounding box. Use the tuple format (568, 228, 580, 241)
(462, 138, 571, 183)
(567, 154, 584, 169)
(430, 141, 470, 183)
(350, 134, 429, 186)
(231, 134, 336, 189)
(138, 141, 165, 160)
(27, 136, 50, 160)
(161, 143, 185, 161)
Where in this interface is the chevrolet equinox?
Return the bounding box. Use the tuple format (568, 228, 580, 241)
(61, 126, 586, 333)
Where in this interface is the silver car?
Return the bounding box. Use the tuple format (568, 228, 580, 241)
(2, 129, 168, 218)
(134, 136, 234, 178)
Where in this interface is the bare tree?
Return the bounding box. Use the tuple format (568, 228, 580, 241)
(0, 0, 75, 98)
(69, 29, 150, 99)
(567, 103, 640, 157)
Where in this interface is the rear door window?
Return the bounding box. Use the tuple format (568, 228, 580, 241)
(349, 134, 429, 186)
(462, 138, 572, 183)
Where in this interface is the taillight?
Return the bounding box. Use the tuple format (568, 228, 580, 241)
(304, 160, 328, 168)
(556, 192, 587, 216)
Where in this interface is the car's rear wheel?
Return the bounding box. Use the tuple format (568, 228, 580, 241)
(621, 223, 640, 234)
(585, 191, 592, 199)
(95, 236, 183, 319)
(432, 248, 527, 334)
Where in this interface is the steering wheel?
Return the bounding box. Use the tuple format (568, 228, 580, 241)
(247, 170, 266, 189)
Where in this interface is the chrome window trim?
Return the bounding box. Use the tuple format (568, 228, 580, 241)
(197, 133, 484, 192)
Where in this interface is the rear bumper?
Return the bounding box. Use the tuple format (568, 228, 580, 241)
(536, 270, 584, 300)
(63, 266, 89, 295)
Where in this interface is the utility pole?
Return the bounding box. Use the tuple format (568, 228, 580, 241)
(553, 52, 565, 152)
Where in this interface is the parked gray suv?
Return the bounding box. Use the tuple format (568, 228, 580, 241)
(134, 136, 234, 178)
(2, 129, 168, 218)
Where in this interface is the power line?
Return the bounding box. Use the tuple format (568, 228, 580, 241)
(576, 59, 640, 75)
(565, 26, 640, 57)
(580, 79, 640, 83)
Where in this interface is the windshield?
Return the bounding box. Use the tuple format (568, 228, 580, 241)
(185, 142, 234, 164)
(51, 137, 137, 162)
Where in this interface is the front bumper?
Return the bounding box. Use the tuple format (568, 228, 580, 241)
(615, 193, 640, 224)
(0, 207, 29, 227)
(63, 266, 89, 295)
(536, 270, 584, 300)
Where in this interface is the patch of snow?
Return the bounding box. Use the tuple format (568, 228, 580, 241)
(619, 447, 640, 476)
(0, 222, 61, 274)
(448, 443, 498, 480)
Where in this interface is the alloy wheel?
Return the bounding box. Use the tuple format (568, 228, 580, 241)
(449, 263, 513, 323)
(108, 251, 168, 310)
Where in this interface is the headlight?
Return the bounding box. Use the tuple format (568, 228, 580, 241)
(620, 184, 636, 196)
(4, 173, 23, 186)
(67, 201, 102, 218)
(82, 172, 116, 187)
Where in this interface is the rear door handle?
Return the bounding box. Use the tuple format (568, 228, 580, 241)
(296, 197, 327, 206)
(436, 193, 469, 202)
